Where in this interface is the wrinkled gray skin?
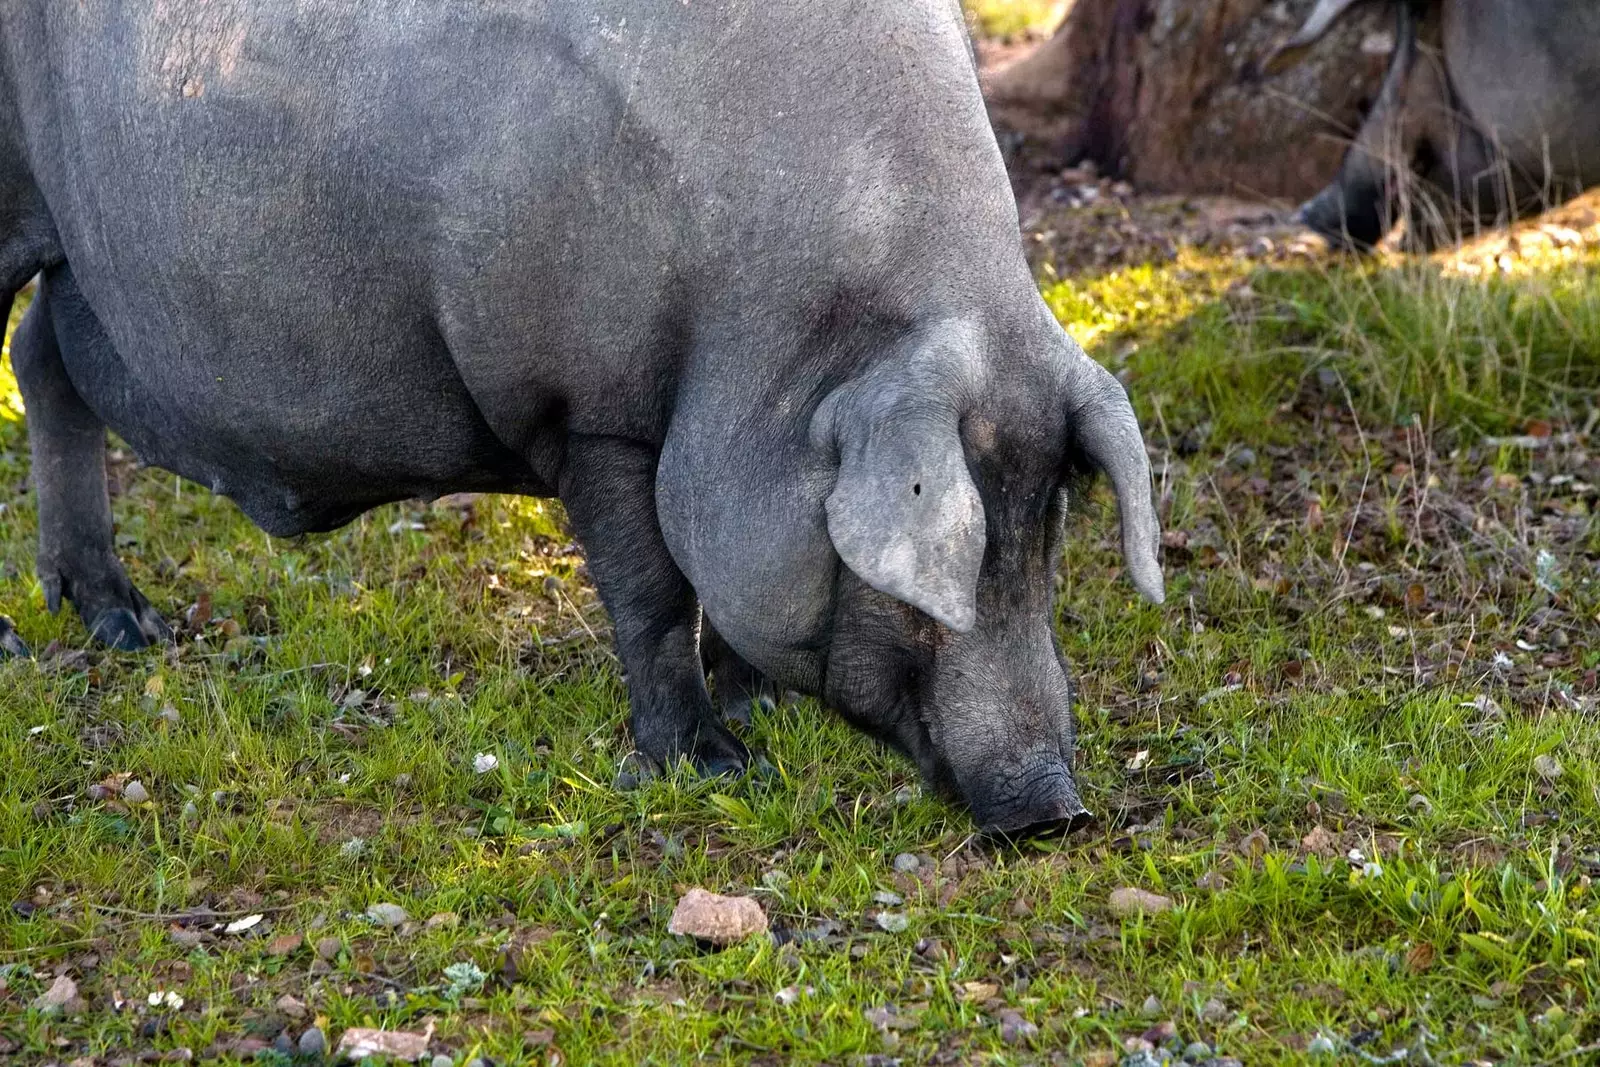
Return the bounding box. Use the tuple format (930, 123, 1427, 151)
(0, 0, 1164, 834)
(1275, 0, 1600, 249)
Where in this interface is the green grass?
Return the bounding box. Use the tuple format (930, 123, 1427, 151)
(963, 0, 1066, 40)
(2, 241, 1599, 1066)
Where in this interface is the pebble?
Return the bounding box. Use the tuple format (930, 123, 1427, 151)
(315, 936, 342, 959)
(1108, 887, 1175, 917)
(1184, 1042, 1213, 1061)
(1140, 994, 1163, 1017)
(271, 1033, 295, 1056)
(1534, 754, 1563, 781)
(666, 887, 768, 945)
(875, 911, 909, 933)
(297, 1027, 326, 1057)
(366, 902, 409, 928)
(30, 974, 78, 1013)
(997, 1009, 1038, 1045)
(1308, 1034, 1339, 1056)
(1142, 1020, 1177, 1044)
(1230, 447, 1257, 469)
(892, 853, 920, 874)
(872, 890, 903, 907)
(432, 1056, 456, 1067)
(123, 780, 150, 805)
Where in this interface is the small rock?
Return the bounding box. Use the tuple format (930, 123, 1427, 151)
(875, 911, 909, 933)
(1195, 870, 1228, 891)
(1108, 887, 1174, 918)
(432, 1056, 455, 1067)
(1200, 997, 1229, 1022)
(366, 902, 409, 928)
(1229, 447, 1257, 469)
(266, 933, 304, 957)
(31, 974, 78, 1013)
(892, 853, 920, 874)
(156, 705, 181, 726)
(1140, 995, 1163, 1017)
(169, 927, 206, 950)
(297, 1027, 327, 1057)
(315, 936, 342, 959)
(998, 1009, 1038, 1045)
(425, 911, 460, 930)
(308, 959, 333, 976)
(123, 780, 151, 805)
(335, 1027, 432, 1061)
(275, 994, 308, 1021)
(1184, 1042, 1213, 1061)
(1407, 793, 1433, 814)
(666, 887, 768, 945)
(1308, 1033, 1339, 1056)
(272, 1032, 296, 1056)
(1534, 754, 1563, 781)
(1122, 1036, 1155, 1054)
(1141, 1020, 1177, 1044)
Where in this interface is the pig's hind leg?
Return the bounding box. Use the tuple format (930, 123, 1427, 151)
(10, 272, 171, 651)
(701, 618, 778, 728)
(559, 435, 750, 778)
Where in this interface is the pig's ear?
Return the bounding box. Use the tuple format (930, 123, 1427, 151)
(820, 400, 986, 633)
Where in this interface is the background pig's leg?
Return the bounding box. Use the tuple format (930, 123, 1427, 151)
(701, 617, 778, 728)
(11, 273, 171, 651)
(559, 436, 750, 778)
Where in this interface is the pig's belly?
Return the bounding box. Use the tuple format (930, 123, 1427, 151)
(48, 278, 547, 537)
(96, 375, 547, 537)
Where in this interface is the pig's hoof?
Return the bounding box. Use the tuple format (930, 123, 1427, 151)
(687, 720, 751, 779)
(86, 590, 172, 652)
(0, 616, 30, 659)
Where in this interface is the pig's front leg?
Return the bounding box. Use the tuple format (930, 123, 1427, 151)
(558, 435, 750, 778)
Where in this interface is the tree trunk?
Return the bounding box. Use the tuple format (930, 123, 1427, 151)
(984, 0, 1398, 202)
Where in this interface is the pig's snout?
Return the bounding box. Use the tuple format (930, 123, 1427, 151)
(967, 754, 1093, 839)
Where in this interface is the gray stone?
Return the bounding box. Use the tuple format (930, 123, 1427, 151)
(297, 1026, 327, 1057)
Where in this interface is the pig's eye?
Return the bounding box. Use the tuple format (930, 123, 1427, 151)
(912, 483, 922, 496)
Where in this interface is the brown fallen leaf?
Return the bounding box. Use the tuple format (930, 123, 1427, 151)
(666, 888, 768, 946)
(1405, 942, 1436, 974)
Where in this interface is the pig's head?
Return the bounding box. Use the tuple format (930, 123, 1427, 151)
(658, 314, 1163, 835)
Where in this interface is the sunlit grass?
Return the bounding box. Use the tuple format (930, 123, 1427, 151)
(962, 0, 1067, 39)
